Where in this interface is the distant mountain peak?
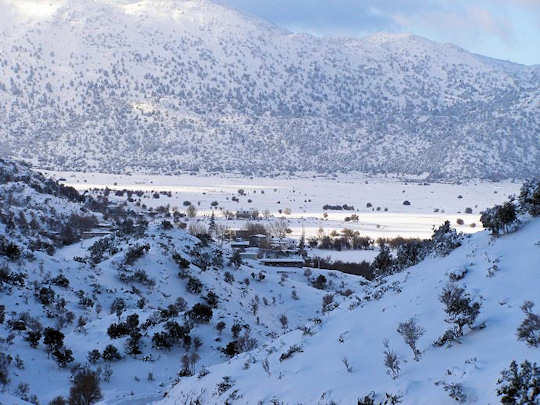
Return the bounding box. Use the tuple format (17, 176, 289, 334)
(0, 0, 538, 179)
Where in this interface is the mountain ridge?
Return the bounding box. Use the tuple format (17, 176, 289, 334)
(0, 0, 538, 179)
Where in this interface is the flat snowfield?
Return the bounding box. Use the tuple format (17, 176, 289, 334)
(45, 171, 520, 239)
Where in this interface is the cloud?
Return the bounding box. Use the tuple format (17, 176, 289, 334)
(219, 0, 540, 64)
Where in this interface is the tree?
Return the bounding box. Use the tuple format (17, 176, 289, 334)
(87, 350, 101, 364)
(396, 318, 425, 361)
(52, 347, 74, 368)
(43, 327, 65, 354)
(370, 245, 394, 277)
(186, 204, 197, 218)
(69, 368, 102, 405)
(126, 331, 142, 355)
(102, 345, 121, 361)
(231, 323, 242, 338)
(497, 360, 540, 404)
(440, 284, 481, 337)
(518, 179, 540, 216)
(25, 330, 42, 348)
(187, 303, 213, 324)
(209, 211, 216, 234)
(480, 201, 518, 235)
(279, 314, 288, 330)
(312, 274, 327, 290)
(517, 301, 540, 347)
(269, 217, 289, 240)
(216, 321, 226, 335)
(229, 250, 243, 268)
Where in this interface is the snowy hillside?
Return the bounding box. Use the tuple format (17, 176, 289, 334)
(159, 218, 540, 402)
(0, 0, 538, 179)
(0, 159, 366, 403)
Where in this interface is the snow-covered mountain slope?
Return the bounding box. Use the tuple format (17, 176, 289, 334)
(0, 0, 538, 180)
(159, 218, 540, 404)
(0, 159, 365, 403)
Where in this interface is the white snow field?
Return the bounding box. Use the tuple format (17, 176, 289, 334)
(157, 217, 540, 405)
(45, 170, 519, 240)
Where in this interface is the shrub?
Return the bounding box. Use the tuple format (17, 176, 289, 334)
(102, 345, 121, 361)
(517, 301, 540, 347)
(322, 294, 335, 313)
(175, 296, 188, 312)
(231, 323, 242, 338)
(186, 303, 213, 324)
(394, 240, 426, 270)
(69, 368, 102, 405)
(480, 202, 518, 235)
(186, 277, 203, 294)
(224, 271, 235, 284)
(88, 349, 101, 364)
(49, 396, 67, 405)
(88, 236, 118, 264)
(430, 221, 462, 256)
(216, 321, 226, 334)
(440, 382, 467, 403)
(279, 345, 303, 362)
(52, 347, 74, 368)
(107, 322, 130, 339)
(229, 250, 243, 268)
(38, 286, 55, 305)
(123, 243, 150, 265)
(205, 291, 219, 308)
(518, 179, 540, 216)
(0, 352, 10, 386)
(110, 298, 125, 317)
(439, 284, 481, 338)
(312, 274, 327, 290)
(25, 330, 42, 348)
(383, 339, 400, 379)
(51, 275, 69, 288)
(43, 327, 65, 352)
(497, 360, 540, 404)
(397, 318, 425, 361)
(161, 220, 173, 230)
(0, 239, 21, 260)
(126, 331, 142, 355)
(172, 252, 190, 269)
(152, 332, 172, 350)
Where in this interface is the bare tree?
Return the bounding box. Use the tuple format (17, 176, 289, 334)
(396, 318, 425, 361)
(269, 217, 289, 240)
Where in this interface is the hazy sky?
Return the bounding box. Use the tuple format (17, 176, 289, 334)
(219, 0, 540, 65)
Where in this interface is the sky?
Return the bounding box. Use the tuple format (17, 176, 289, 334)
(219, 0, 540, 65)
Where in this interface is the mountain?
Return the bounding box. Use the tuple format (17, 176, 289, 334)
(0, 0, 538, 179)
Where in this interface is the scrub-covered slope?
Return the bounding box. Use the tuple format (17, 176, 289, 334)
(0, 0, 538, 179)
(0, 159, 365, 403)
(159, 207, 540, 403)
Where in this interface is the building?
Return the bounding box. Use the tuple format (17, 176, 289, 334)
(260, 256, 305, 268)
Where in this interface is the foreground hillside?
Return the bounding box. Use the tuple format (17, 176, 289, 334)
(159, 217, 540, 403)
(0, 0, 539, 179)
(0, 159, 365, 403)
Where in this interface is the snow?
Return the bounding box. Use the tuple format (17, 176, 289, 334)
(158, 217, 540, 404)
(45, 170, 520, 239)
